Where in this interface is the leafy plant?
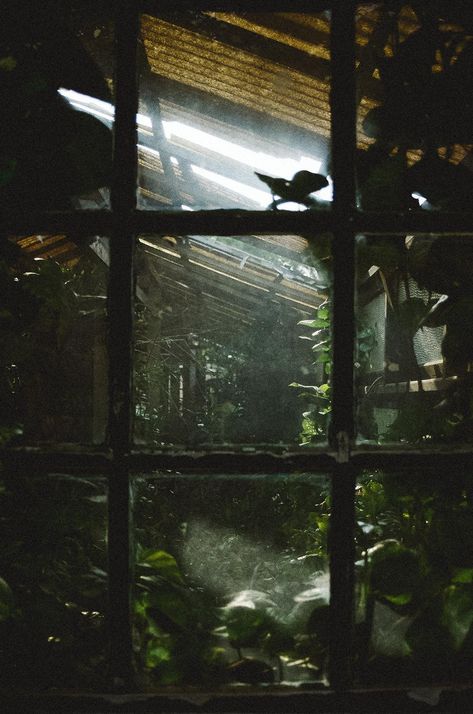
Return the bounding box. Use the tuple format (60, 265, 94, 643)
(291, 300, 377, 443)
(0, 1, 112, 216)
(0, 473, 108, 692)
(352, 2, 473, 444)
(354, 469, 473, 685)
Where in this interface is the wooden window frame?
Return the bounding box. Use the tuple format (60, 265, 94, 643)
(2, 1, 473, 711)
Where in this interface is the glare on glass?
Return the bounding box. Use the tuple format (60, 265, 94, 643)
(134, 233, 332, 448)
(133, 473, 330, 687)
(136, 11, 332, 210)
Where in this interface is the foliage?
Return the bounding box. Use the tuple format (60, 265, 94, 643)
(354, 470, 473, 685)
(0, 250, 108, 443)
(0, 3, 112, 682)
(353, 2, 473, 444)
(291, 300, 377, 444)
(2, 0, 473, 694)
(134, 298, 308, 446)
(0, 1, 112, 215)
(132, 475, 331, 686)
(133, 465, 473, 687)
(0, 473, 108, 692)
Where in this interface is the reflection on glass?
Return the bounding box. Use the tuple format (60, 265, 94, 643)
(133, 473, 330, 688)
(134, 233, 332, 447)
(0, 474, 107, 692)
(137, 12, 331, 209)
(356, 4, 473, 212)
(356, 234, 473, 445)
(1, 5, 113, 212)
(354, 469, 473, 686)
(0, 235, 109, 444)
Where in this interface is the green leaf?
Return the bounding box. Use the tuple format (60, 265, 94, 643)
(452, 568, 473, 584)
(442, 585, 473, 650)
(359, 153, 412, 212)
(369, 540, 421, 602)
(0, 577, 14, 621)
(0, 158, 17, 187)
(0, 55, 17, 71)
(141, 550, 184, 584)
(222, 590, 276, 648)
(384, 593, 413, 606)
(146, 584, 192, 634)
(146, 641, 172, 668)
(428, 507, 473, 568)
(223, 607, 273, 648)
(311, 340, 330, 351)
(298, 319, 319, 328)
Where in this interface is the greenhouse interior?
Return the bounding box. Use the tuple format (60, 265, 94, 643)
(2, 2, 473, 711)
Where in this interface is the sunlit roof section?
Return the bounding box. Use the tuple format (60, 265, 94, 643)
(141, 15, 332, 137)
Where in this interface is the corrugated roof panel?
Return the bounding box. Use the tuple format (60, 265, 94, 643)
(141, 15, 331, 136)
(206, 12, 331, 60)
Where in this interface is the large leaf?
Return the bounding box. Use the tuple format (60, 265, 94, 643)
(369, 540, 422, 604)
(428, 507, 473, 569)
(442, 585, 473, 650)
(145, 581, 193, 635)
(140, 549, 184, 585)
(222, 590, 277, 648)
(359, 154, 414, 212)
(408, 154, 473, 210)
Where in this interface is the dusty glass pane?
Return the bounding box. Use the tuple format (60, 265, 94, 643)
(137, 11, 332, 210)
(356, 3, 473, 212)
(0, 235, 109, 445)
(134, 233, 332, 447)
(356, 234, 473, 446)
(133, 472, 330, 688)
(0, 474, 107, 692)
(0, 2, 114, 212)
(354, 468, 473, 686)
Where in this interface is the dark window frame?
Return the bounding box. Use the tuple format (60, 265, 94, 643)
(3, 1, 473, 710)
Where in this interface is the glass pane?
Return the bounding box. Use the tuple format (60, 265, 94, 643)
(356, 234, 473, 446)
(134, 233, 332, 448)
(0, 235, 109, 445)
(137, 11, 332, 210)
(133, 472, 330, 688)
(354, 468, 473, 686)
(1, 3, 114, 212)
(356, 3, 473, 212)
(0, 473, 107, 692)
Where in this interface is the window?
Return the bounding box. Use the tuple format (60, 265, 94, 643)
(2, 1, 473, 710)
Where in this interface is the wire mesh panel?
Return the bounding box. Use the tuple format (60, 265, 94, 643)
(356, 234, 473, 446)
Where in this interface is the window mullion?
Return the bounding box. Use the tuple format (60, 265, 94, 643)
(328, 1, 357, 691)
(107, 0, 139, 688)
